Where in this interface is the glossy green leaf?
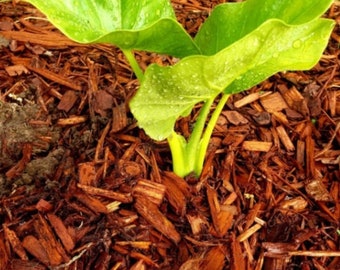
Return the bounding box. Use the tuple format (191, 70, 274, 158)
(130, 18, 334, 140)
(195, 0, 333, 55)
(25, 0, 200, 58)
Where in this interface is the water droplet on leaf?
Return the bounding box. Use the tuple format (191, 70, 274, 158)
(293, 39, 302, 49)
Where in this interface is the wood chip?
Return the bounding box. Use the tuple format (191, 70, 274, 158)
(231, 232, 245, 270)
(5, 143, 32, 179)
(223, 133, 247, 147)
(288, 250, 340, 257)
(201, 246, 226, 270)
(305, 180, 334, 202)
(186, 213, 209, 235)
(115, 241, 152, 249)
(77, 183, 133, 203)
(28, 65, 82, 91)
(57, 90, 78, 112)
(242, 141, 272, 152)
(132, 179, 166, 206)
(1, 30, 81, 47)
(93, 90, 115, 117)
(34, 214, 66, 266)
(272, 111, 289, 125)
(0, 234, 9, 270)
(47, 213, 75, 253)
(130, 260, 147, 270)
(279, 196, 308, 213)
(5, 64, 29, 76)
(306, 131, 315, 178)
(207, 185, 234, 237)
(276, 125, 295, 151)
(162, 174, 187, 216)
(22, 235, 49, 265)
(130, 251, 159, 268)
(134, 197, 181, 244)
(73, 189, 108, 214)
(234, 91, 272, 108)
(260, 92, 288, 112)
(3, 225, 28, 260)
(111, 103, 128, 133)
(78, 162, 98, 186)
(6, 259, 46, 270)
(278, 85, 309, 116)
(296, 140, 305, 167)
(56, 115, 87, 126)
(35, 199, 53, 213)
(237, 224, 262, 242)
(223, 110, 249, 125)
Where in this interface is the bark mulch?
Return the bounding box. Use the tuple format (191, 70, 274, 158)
(0, 1, 339, 269)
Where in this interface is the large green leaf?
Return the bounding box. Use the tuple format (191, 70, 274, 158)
(130, 18, 334, 140)
(25, 0, 200, 58)
(195, 0, 333, 55)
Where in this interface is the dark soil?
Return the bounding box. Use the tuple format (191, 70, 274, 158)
(0, 1, 339, 269)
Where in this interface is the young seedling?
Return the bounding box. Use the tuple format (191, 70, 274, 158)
(25, 0, 334, 177)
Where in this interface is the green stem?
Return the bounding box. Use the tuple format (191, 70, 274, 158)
(167, 95, 230, 178)
(122, 49, 144, 81)
(167, 131, 187, 177)
(167, 99, 215, 177)
(195, 93, 230, 175)
(186, 98, 215, 168)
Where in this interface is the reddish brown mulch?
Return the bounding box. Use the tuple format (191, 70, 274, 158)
(0, 1, 339, 269)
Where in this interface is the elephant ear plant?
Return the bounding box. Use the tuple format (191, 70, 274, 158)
(25, 0, 335, 177)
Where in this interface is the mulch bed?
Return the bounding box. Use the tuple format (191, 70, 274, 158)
(0, 1, 339, 269)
